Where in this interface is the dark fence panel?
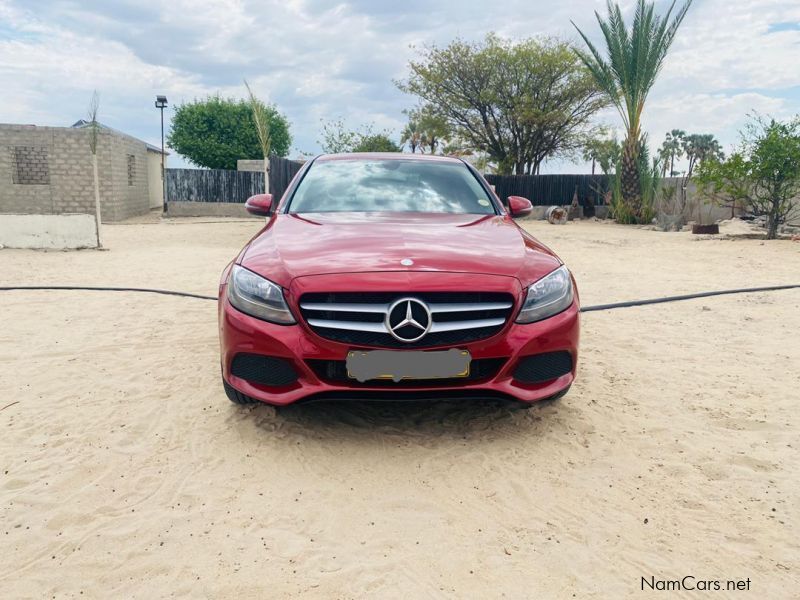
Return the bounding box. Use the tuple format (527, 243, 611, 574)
(168, 164, 608, 208)
(166, 168, 264, 203)
(484, 174, 610, 206)
(269, 155, 304, 202)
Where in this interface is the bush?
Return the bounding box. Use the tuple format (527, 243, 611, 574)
(168, 96, 291, 169)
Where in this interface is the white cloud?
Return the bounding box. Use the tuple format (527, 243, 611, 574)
(0, 0, 798, 169)
(662, 0, 800, 91)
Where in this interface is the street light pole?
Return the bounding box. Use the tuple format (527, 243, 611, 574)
(155, 95, 168, 213)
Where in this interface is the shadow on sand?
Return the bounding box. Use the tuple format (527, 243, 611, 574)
(235, 396, 566, 446)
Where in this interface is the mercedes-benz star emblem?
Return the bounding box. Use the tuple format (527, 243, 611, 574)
(385, 297, 432, 343)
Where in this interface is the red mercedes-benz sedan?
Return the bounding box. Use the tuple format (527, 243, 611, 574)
(218, 153, 579, 407)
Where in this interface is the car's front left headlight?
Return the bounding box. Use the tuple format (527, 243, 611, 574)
(227, 264, 296, 324)
(516, 265, 574, 323)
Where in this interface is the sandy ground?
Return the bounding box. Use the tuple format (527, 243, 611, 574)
(1, 216, 798, 598)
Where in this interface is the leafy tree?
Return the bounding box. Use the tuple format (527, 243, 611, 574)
(352, 133, 402, 153)
(318, 118, 363, 154)
(696, 115, 800, 239)
(168, 95, 291, 169)
(658, 129, 685, 176)
(582, 133, 621, 175)
(573, 0, 693, 222)
(582, 132, 622, 206)
(318, 119, 399, 154)
(410, 104, 452, 154)
(695, 152, 749, 220)
(398, 33, 607, 174)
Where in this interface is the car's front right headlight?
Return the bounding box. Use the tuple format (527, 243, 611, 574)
(227, 264, 296, 324)
(516, 265, 574, 323)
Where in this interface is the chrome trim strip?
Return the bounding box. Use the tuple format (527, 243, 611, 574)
(430, 318, 506, 332)
(300, 302, 389, 313)
(301, 301, 511, 314)
(306, 319, 387, 333)
(428, 302, 512, 313)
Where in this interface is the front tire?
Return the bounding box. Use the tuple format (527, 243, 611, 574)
(223, 378, 258, 405)
(516, 385, 571, 409)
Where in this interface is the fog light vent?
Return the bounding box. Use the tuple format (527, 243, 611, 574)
(513, 351, 573, 384)
(231, 353, 297, 386)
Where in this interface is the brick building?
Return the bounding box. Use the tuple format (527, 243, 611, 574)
(0, 122, 166, 222)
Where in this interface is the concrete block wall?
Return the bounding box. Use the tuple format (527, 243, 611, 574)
(103, 133, 150, 220)
(236, 159, 266, 172)
(0, 124, 151, 221)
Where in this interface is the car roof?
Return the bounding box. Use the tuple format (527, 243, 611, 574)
(315, 152, 464, 164)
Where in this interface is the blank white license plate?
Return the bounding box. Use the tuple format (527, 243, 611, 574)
(346, 349, 471, 383)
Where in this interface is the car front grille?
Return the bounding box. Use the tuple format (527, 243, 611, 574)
(298, 292, 516, 348)
(306, 357, 507, 386)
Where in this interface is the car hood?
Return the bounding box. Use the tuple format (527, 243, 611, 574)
(241, 212, 561, 287)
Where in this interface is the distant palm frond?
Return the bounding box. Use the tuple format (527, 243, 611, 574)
(244, 79, 271, 159)
(87, 90, 100, 155)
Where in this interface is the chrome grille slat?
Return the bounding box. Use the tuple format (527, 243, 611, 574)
(300, 302, 390, 313)
(300, 301, 512, 314)
(428, 302, 512, 313)
(299, 292, 515, 348)
(430, 318, 506, 332)
(306, 319, 387, 332)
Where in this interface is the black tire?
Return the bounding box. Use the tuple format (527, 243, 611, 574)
(545, 385, 571, 402)
(516, 385, 571, 409)
(223, 378, 258, 405)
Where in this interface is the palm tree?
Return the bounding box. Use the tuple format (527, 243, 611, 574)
(401, 120, 422, 154)
(659, 129, 685, 176)
(682, 133, 723, 179)
(573, 0, 693, 221)
(681, 133, 724, 217)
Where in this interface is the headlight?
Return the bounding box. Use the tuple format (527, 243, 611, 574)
(227, 265, 296, 324)
(516, 265, 574, 323)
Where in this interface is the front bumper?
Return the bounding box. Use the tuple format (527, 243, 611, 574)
(219, 271, 579, 406)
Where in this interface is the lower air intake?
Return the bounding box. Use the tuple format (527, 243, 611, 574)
(230, 353, 298, 386)
(513, 351, 573, 384)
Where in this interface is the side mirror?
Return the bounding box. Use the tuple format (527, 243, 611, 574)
(507, 195, 533, 218)
(245, 194, 273, 216)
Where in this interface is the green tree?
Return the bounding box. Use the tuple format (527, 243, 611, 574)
(318, 118, 363, 154)
(317, 119, 399, 154)
(398, 33, 607, 174)
(352, 133, 402, 153)
(167, 95, 291, 169)
(696, 116, 800, 239)
(582, 132, 622, 208)
(682, 133, 724, 179)
(409, 105, 452, 154)
(658, 129, 685, 176)
(400, 117, 422, 154)
(695, 152, 749, 220)
(680, 133, 724, 218)
(582, 132, 621, 175)
(573, 0, 693, 222)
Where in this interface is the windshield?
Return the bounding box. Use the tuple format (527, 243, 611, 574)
(287, 159, 496, 214)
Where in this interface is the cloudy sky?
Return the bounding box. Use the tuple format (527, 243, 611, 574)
(1, 0, 799, 172)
